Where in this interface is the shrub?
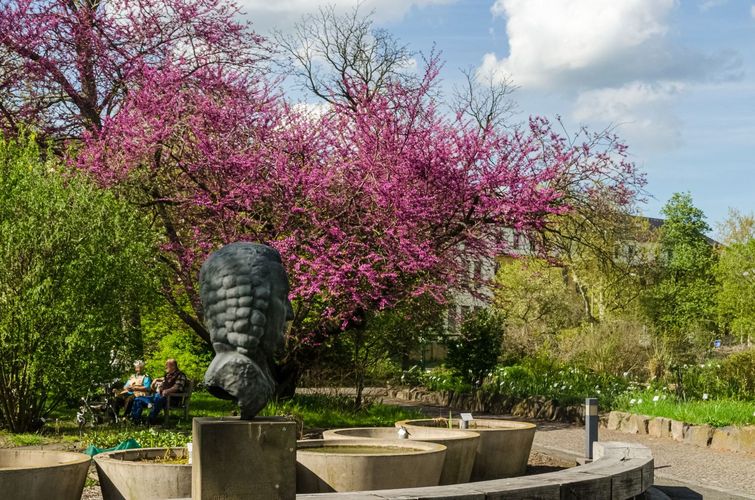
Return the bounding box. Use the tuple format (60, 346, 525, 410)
(672, 349, 755, 401)
(143, 307, 213, 385)
(485, 357, 631, 407)
(445, 310, 503, 388)
(719, 348, 755, 400)
(556, 320, 651, 379)
(415, 366, 470, 393)
(0, 133, 158, 432)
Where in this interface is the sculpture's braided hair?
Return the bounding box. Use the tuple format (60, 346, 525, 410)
(199, 242, 286, 360)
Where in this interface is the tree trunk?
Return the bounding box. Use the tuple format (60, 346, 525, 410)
(273, 358, 300, 400)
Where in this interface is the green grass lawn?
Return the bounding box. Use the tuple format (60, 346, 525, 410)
(0, 391, 424, 450)
(614, 390, 755, 427)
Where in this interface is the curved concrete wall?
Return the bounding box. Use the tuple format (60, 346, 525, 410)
(94, 447, 191, 500)
(0, 449, 90, 500)
(322, 427, 479, 485)
(296, 441, 654, 500)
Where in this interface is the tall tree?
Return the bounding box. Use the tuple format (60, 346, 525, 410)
(643, 193, 719, 358)
(716, 208, 755, 246)
(74, 7, 645, 395)
(0, 132, 158, 432)
(0, 0, 266, 139)
(716, 209, 755, 345)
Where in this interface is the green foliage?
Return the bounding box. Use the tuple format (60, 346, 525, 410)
(716, 238, 755, 345)
(413, 357, 630, 407)
(0, 132, 159, 432)
(643, 193, 718, 352)
(413, 366, 470, 393)
(494, 257, 583, 361)
(5, 433, 48, 447)
(142, 306, 213, 384)
(484, 357, 630, 407)
(556, 319, 650, 378)
(309, 296, 445, 405)
(614, 387, 755, 427)
(445, 309, 504, 388)
(259, 394, 424, 428)
(85, 428, 190, 449)
(670, 350, 755, 401)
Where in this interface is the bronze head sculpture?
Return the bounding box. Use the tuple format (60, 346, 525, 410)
(199, 242, 293, 419)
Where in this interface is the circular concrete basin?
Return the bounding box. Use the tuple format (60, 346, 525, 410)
(0, 449, 90, 500)
(322, 427, 479, 485)
(296, 439, 446, 493)
(396, 418, 536, 481)
(94, 447, 191, 500)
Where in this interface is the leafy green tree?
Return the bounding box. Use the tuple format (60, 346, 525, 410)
(716, 238, 755, 345)
(445, 309, 504, 389)
(716, 208, 755, 246)
(493, 257, 584, 360)
(313, 296, 445, 409)
(643, 193, 719, 366)
(142, 304, 213, 385)
(0, 133, 158, 432)
(715, 208, 754, 345)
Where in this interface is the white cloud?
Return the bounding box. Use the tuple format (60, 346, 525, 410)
(239, 0, 453, 33)
(484, 0, 676, 89)
(751, 4, 755, 18)
(480, 0, 742, 154)
(700, 0, 727, 12)
(573, 81, 684, 152)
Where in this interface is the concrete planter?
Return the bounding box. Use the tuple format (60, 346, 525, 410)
(322, 427, 479, 485)
(0, 449, 90, 500)
(296, 439, 446, 493)
(94, 447, 191, 500)
(396, 418, 536, 481)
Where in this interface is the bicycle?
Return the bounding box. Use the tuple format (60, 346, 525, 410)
(75, 382, 120, 435)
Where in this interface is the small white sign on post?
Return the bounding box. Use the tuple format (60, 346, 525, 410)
(459, 413, 474, 429)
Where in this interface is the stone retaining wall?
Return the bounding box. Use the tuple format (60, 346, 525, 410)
(385, 388, 586, 424)
(297, 441, 654, 499)
(604, 411, 755, 455)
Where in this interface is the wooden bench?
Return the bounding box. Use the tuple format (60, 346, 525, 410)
(164, 379, 193, 425)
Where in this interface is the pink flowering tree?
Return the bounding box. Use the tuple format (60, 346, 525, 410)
(0, 0, 265, 139)
(3, 0, 646, 398)
(76, 51, 646, 395)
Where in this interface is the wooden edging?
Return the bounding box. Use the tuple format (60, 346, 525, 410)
(296, 441, 654, 500)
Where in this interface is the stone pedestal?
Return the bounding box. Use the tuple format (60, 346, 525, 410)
(192, 417, 296, 500)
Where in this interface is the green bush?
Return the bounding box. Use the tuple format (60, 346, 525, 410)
(0, 133, 159, 432)
(485, 358, 630, 407)
(672, 349, 755, 401)
(142, 306, 213, 385)
(259, 394, 424, 428)
(85, 428, 190, 448)
(719, 348, 755, 400)
(445, 310, 503, 388)
(415, 366, 470, 393)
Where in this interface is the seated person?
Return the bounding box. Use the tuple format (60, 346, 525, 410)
(113, 360, 151, 417)
(130, 358, 187, 424)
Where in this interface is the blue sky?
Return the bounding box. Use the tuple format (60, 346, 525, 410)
(239, 0, 755, 236)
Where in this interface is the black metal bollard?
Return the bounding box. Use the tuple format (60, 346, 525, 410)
(585, 397, 598, 460)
